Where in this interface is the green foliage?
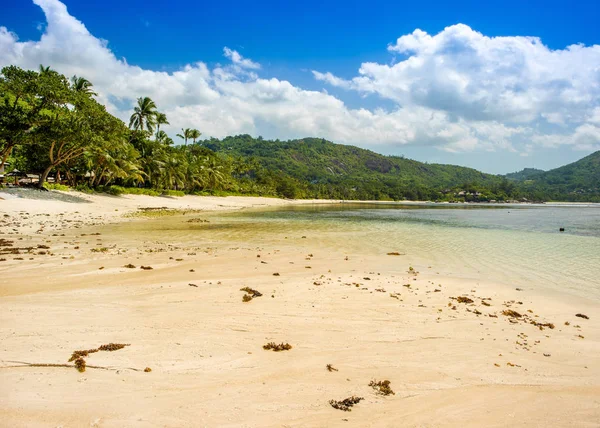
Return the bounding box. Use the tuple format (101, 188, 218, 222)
(43, 182, 71, 191)
(3, 66, 598, 202)
(510, 152, 600, 202)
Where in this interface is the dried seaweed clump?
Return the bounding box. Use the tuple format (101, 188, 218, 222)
(326, 364, 338, 372)
(263, 342, 292, 352)
(502, 309, 522, 318)
(68, 343, 130, 372)
(98, 343, 129, 352)
(74, 357, 86, 373)
(144, 367, 152, 372)
(68, 348, 99, 362)
(453, 296, 474, 304)
(576, 313, 589, 320)
(369, 379, 395, 396)
(240, 286, 262, 302)
(329, 396, 363, 411)
(240, 287, 262, 297)
(387, 252, 404, 256)
(123, 264, 136, 269)
(140, 265, 153, 270)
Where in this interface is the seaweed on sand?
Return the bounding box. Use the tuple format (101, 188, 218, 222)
(329, 396, 363, 411)
(369, 379, 395, 396)
(263, 342, 292, 351)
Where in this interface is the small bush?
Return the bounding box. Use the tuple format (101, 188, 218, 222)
(162, 189, 185, 197)
(44, 183, 71, 191)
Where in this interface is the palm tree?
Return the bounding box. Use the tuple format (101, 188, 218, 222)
(201, 156, 226, 190)
(71, 75, 97, 95)
(176, 128, 192, 145)
(156, 130, 174, 146)
(39, 65, 52, 75)
(188, 129, 201, 144)
(155, 112, 169, 138)
(129, 96, 158, 133)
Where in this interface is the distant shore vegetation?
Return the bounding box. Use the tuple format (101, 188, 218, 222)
(1, 65, 598, 202)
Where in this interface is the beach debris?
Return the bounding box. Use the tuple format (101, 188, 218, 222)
(502, 309, 522, 318)
(240, 287, 262, 302)
(326, 364, 338, 372)
(329, 396, 363, 412)
(98, 343, 129, 352)
(575, 313, 589, 320)
(387, 252, 404, 256)
(407, 266, 418, 275)
(369, 379, 395, 396)
(453, 296, 474, 304)
(531, 321, 555, 330)
(144, 367, 152, 372)
(123, 264, 136, 269)
(74, 357, 86, 372)
(140, 265, 153, 270)
(273, 272, 280, 276)
(263, 342, 292, 352)
(186, 218, 209, 223)
(189, 283, 198, 287)
(68, 343, 129, 373)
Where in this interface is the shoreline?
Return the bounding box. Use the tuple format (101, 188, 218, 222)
(1, 192, 599, 426)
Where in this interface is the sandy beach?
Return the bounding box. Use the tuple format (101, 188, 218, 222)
(1, 192, 599, 427)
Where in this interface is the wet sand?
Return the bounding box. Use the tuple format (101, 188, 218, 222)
(1, 193, 599, 427)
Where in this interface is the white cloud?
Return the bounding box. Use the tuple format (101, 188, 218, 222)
(223, 47, 260, 70)
(1, 1, 599, 155)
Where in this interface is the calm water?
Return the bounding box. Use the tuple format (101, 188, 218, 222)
(110, 203, 600, 300)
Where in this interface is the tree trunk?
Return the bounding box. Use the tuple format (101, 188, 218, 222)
(38, 164, 54, 189)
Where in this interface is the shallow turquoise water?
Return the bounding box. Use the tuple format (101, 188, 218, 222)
(108, 203, 600, 300)
(218, 203, 600, 300)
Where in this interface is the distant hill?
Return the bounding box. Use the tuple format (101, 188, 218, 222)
(205, 135, 502, 200)
(202, 135, 599, 202)
(505, 168, 545, 181)
(519, 151, 600, 200)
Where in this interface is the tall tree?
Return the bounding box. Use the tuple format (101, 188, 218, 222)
(129, 96, 157, 133)
(189, 129, 201, 144)
(176, 128, 192, 145)
(155, 112, 169, 138)
(71, 75, 97, 96)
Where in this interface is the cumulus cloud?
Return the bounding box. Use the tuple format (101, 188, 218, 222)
(315, 24, 600, 152)
(1, 0, 599, 155)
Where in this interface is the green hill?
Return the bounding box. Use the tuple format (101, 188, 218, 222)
(518, 151, 600, 201)
(205, 135, 506, 200)
(505, 168, 545, 181)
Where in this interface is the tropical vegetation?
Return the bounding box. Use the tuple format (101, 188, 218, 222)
(1, 65, 598, 202)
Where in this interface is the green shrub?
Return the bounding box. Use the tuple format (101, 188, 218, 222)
(161, 189, 185, 197)
(44, 183, 71, 191)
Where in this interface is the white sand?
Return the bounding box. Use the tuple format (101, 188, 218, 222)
(1, 192, 599, 427)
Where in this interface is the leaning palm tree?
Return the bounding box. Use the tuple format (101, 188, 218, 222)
(71, 75, 97, 95)
(176, 128, 193, 145)
(129, 96, 158, 133)
(155, 112, 169, 138)
(188, 129, 202, 144)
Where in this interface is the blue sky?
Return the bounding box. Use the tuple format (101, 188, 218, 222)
(1, 0, 600, 173)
